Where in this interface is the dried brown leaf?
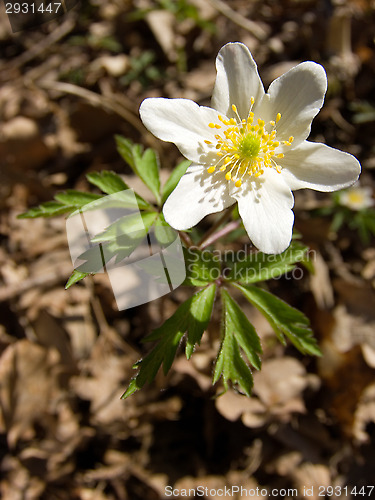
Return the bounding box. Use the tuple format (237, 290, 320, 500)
(0, 340, 62, 447)
(215, 391, 267, 427)
(292, 463, 331, 500)
(253, 358, 313, 410)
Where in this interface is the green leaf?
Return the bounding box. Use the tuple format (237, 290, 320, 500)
(65, 270, 90, 289)
(134, 147, 161, 204)
(121, 378, 140, 399)
(331, 210, 346, 233)
(224, 241, 309, 284)
(91, 211, 158, 244)
(73, 211, 158, 273)
(18, 190, 103, 219)
(17, 201, 72, 219)
(115, 135, 139, 171)
(351, 211, 375, 244)
(183, 248, 221, 286)
(161, 160, 190, 204)
(87, 171, 151, 209)
(18, 176, 151, 219)
(121, 285, 216, 399)
(54, 190, 103, 208)
(86, 170, 129, 194)
(116, 136, 161, 204)
(154, 215, 177, 246)
(220, 289, 262, 370)
(356, 218, 371, 245)
(236, 284, 321, 356)
(72, 244, 109, 274)
(212, 289, 262, 397)
(144, 284, 216, 363)
(362, 211, 375, 233)
(212, 295, 249, 396)
(185, 283, 216, 359)
(213, 331, 254, 397)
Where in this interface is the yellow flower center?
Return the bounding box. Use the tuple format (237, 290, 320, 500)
(347, 191, 364, 204)
(205, 98, 294, 188)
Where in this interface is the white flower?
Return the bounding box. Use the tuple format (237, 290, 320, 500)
(140, 42, 361, 254)
(338, 184, 374, 211)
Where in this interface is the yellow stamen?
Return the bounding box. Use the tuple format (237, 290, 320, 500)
(205, 99, 292, 188)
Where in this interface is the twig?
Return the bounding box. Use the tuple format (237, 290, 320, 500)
(38, 80, 145, 134)
(0, 261, 73, 302)
(1, 17, 75, 77)
(208, 0, 269, 40)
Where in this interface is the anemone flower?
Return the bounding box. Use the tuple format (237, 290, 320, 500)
(140, 42, 361, 253)
(338, 184, 374, 211)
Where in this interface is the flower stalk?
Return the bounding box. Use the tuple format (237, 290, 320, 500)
(199, 220, 240, 250)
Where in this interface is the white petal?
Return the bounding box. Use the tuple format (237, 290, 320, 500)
(140, 98, 222, 163)
(280, 141, 361, 192)
(233, 169, 295, 254)
(163, 164, 235, 230)
(264, 61, 327, 145)
(211, 42, 265, 119)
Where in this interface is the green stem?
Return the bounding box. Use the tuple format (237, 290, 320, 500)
(197, 207, 234, 249)
(178, 230, 194, 248)
(200, 220, 240, 250)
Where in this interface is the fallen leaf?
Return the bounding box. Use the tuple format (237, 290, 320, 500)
(0, 340, 61, 447)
